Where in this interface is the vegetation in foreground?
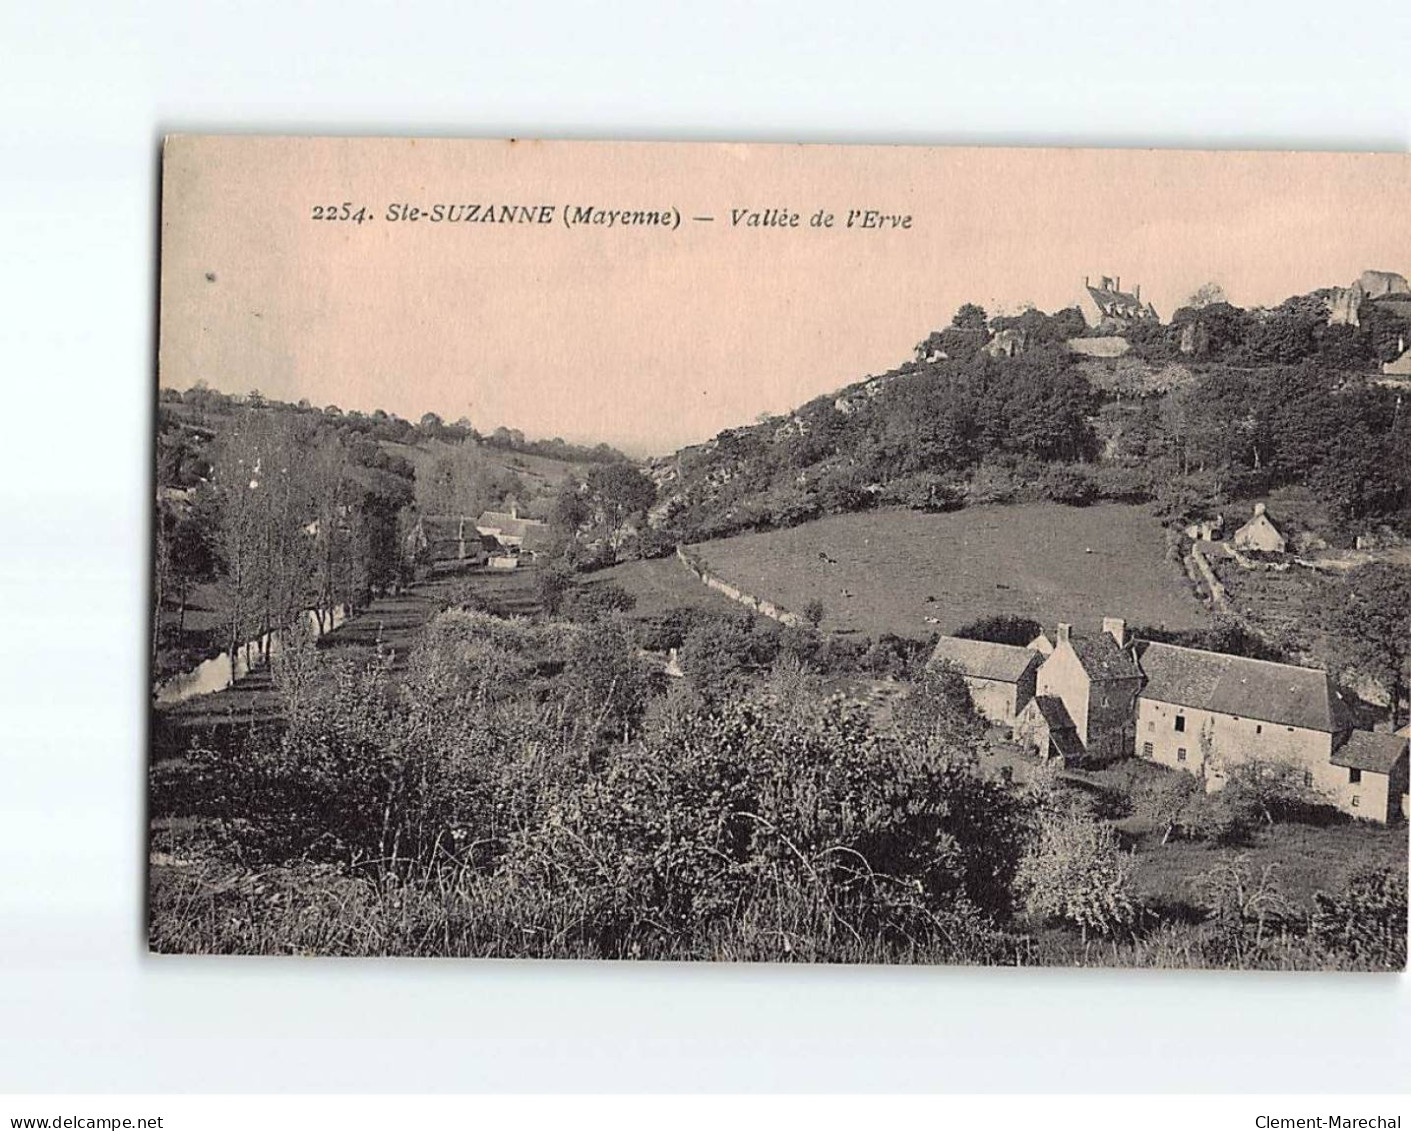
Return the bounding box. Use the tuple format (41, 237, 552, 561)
(150, 594, 1407, 970)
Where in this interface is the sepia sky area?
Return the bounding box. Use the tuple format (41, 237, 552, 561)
(160, 138, 1411, 455)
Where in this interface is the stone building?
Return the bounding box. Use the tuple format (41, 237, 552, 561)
(1079, 275, 1160, 332)
(928, 636, 1041, 727)
(1015, 617, 1142, 764)
(1231, 503, 1287, 553)
(1133, 641, 1408, 824)
(475, 504, 552, 557)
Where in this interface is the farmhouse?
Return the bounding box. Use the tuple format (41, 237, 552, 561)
(407, 515, 496, 566)
(1231, 503, 1286, 553)
(1016, 618, 1142, 763)
(928, 636, 1040, 726)
(475, 504, 551, 557)
(1132, 640, 1408, 823)
(1079, 275, 1159, 331)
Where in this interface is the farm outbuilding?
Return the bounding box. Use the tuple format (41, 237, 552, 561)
(1231, 503, 1287, 553)
(927, 636, 1041, 727)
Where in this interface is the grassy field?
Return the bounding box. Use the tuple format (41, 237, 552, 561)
(586, 556, 750, 619)
(691, 503, 1209, 639)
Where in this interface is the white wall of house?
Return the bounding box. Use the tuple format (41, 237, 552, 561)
(1036, 642, 1090, 743)
(1135, 698, 1332, 777)
(963, 676, 1020, 726)
(1134, 697, 1396, 822)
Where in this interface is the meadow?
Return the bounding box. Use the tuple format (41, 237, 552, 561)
(691, 502, 1210, 638)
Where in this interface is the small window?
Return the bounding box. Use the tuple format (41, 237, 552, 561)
(1147, 720, 1155, 732)
(1349, 768, 1362, 785)
(1303, 771, 1313, 788)
(1351, 795, 1360, 808)
(1255, 724, 1262, 735)
(1174, 716, 1186, 733)
(1176, 748, 1187, 763)
(1142, 742, 1154, 757)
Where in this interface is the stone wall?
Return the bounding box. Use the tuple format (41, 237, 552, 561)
(675, 545, 804, 628)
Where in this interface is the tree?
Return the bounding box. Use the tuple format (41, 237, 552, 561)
(1328, 563, 1411, 728)
(1218, 757, 1327, 827)
(951, 302, 989, 331)
(678, 612, 759, 701)
(1016, 800, 1136, 939)
(1132, 769, 1202, 844)
(894, 662, 985, 751)
(1192, 854, 1294, 965)
(561, 619, 655, 742)
(584, 463, 657, 559)
(535, 560, 576, 616)
(954, 614, 1042, 647)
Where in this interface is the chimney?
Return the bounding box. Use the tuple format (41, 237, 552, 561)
(1102, 617, 1129, 648)
(1084, 275, 1090, 287)
(1115, 276, 1121, 294)
(1056, 622, 1072, 645)
(1134, 283, 1141, 302)
(1253, 502, 1266, 517)
(511, 500, 519, 519)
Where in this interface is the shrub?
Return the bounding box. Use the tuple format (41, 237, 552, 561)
(954, 614, 1043, 648)
(1310, 867, 1408, 970)
(1016, 796, 1137, 939)
(506, 687, 1028, 956)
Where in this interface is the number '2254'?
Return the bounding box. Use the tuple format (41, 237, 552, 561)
(310, 203, 370, 224)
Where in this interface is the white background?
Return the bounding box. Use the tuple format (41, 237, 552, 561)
(1, 0, 1408, 1095)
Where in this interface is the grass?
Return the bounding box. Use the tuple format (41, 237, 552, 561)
(691, 503, 1209, 639)
(586, 555, 753, 620)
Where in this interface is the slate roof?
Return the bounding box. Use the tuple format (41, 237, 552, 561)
(929, 636, 1040, 683)
(1134, 641, 1354, 734)
(1031, 695, 1077, 733)
(477, 511, 551, 542)
(1332, 731, 1409, 775)
(1068, 631, 1141, 681)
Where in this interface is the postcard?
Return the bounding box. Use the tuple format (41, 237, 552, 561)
(152, 136, 1409, 966)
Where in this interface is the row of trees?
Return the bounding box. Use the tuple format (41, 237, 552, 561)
(153, 402, 412, 683)
(163, 385, 627, 464)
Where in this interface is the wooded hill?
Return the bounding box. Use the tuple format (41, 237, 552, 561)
(645, 291, 1411, 549)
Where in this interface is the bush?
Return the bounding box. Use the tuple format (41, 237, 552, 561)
(506, 687, 1028, 956)
(1310, 867, 1408, 970)
(955, 614, 1043, 648)
(563, 581, 637, 623)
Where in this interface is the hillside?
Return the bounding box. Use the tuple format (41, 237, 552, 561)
(380, 436, 590, 518)
(644, 284, 1411, 552)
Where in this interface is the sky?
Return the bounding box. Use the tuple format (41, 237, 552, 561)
(159, 138, 1411, 455)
